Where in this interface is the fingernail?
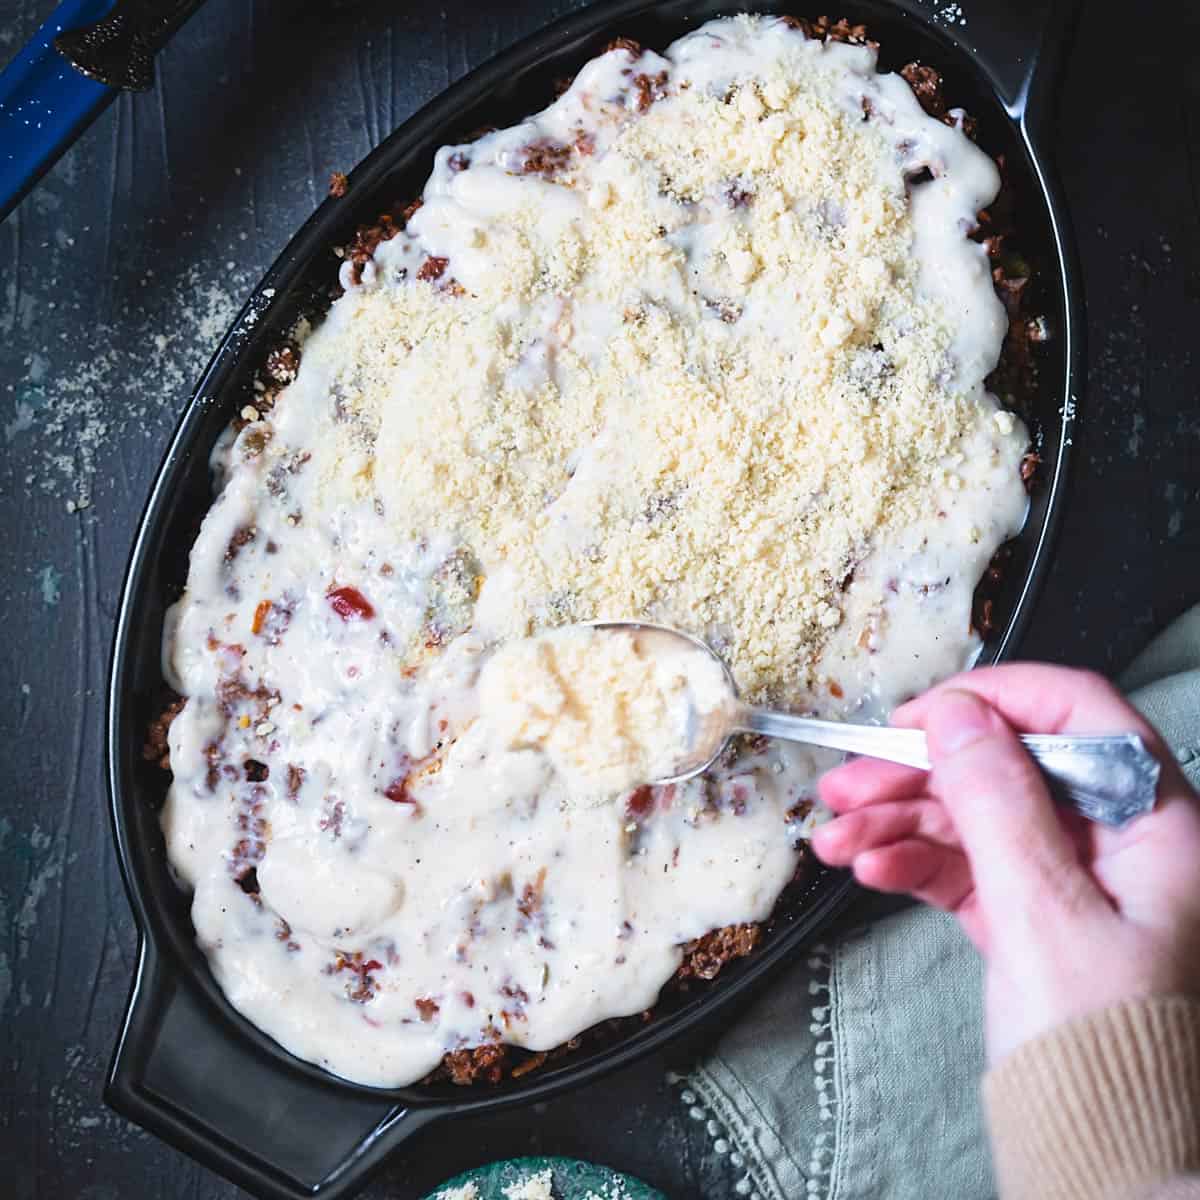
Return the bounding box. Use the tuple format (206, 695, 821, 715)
(928, 689, 993, 754)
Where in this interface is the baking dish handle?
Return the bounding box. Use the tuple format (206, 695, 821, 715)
(890, 0, 1079, 143)
(106, 940, 443, 1200)
(1013, 0, 1083, 144)
(953, 0, 1081, 142)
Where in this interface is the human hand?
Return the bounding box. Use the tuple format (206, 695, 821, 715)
(810, 664, 1200, 1063)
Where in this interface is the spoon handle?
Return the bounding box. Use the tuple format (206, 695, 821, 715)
(740, 710, 1161, 828)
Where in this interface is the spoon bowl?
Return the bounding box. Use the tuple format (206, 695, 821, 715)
(588, 619, 744, 783)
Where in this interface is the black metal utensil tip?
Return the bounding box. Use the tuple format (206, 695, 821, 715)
(54, 0, 210, 92)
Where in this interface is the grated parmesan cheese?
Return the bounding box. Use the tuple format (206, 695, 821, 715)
(298, 16, 1011, 702)
(502, 1171, 556, 1200)
(434, 1184, 480, 1200)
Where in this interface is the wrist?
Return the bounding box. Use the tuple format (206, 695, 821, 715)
(984, 994, 1200, 1200)
(984, 922, 1200, 1063)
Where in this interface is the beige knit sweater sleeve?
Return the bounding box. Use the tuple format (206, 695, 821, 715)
(983, 996, 1200, 1200)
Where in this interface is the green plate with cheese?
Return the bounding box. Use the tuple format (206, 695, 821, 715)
(421, 1156, 666, 1200)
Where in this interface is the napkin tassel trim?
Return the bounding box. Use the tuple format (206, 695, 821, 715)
(673, 1077, 766, 1198)
(674, 941, 839, 1200)
(806, 946, 837, 1198)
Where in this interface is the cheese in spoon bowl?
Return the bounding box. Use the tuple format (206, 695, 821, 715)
(478, 624, 735, 796)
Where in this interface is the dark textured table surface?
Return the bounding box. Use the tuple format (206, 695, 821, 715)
(2, 1, 1197, 1197)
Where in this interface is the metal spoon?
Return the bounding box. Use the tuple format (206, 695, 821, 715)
(593, 621, 1161, 828)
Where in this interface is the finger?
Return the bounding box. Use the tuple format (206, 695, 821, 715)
(852, 839, 975, 915)
(811, 797, 959, 866)
(916, 688, 1101, 920)
(1091, 788, 1200, 928)
(897, 665, 1195, 871)
(819, 757, 927, 813)
(894, 664, 1161, 746)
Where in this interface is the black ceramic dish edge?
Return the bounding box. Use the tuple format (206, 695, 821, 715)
(104, 1, 1085, 1197)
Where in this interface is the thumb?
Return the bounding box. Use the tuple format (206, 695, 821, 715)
(913, 689, 1094, 920)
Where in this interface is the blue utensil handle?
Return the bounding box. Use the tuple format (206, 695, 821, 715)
(0, 0, 117, 223)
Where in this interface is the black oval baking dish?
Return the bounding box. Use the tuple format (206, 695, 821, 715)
(105, 1, 1084, 1196)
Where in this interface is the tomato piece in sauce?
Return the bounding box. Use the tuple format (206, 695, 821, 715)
(328, 586, 375, 621)
(251, 599, 272, 634)
(384, 778, 416, 804)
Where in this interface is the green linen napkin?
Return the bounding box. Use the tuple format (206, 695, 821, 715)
(686, 606, 1200, 1200)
